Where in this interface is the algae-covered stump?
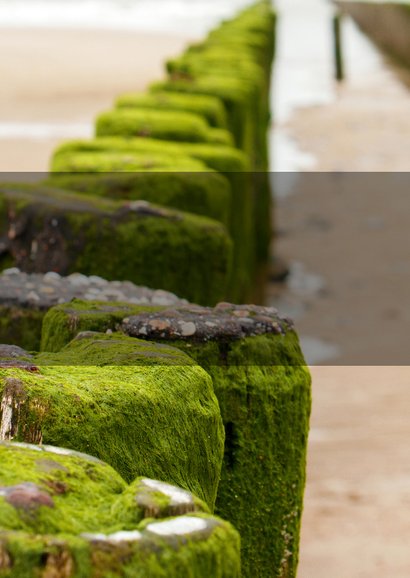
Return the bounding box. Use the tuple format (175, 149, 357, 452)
(151, 0, 277, 265)
(115, 91, 229, 129)
(40, 299, 165, 353)
(0, 184, 232, 305)
(49, 137, 254, 302)
(0, 269, 185, 351)
(95, 107, 233, 146)
(50, 150, 233, 229)
(0, 442, 240, 577)
(41, 299, 311, 577)
(122, 304, 311, 578)
(0, 335, 224, 510)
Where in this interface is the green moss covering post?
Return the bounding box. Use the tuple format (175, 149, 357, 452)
(51, 147, 207, 172)
(160, 0, 276, 167)
(0, 184, 232, 306)
(151, 0, 277, 265)
(95, 108, 233, 146)
(40, 299, 162, 353)
(51, 135, 249, 174)
(150, 77, 271, 267)
(40, 299, 311, 577)
(0, 334, 224, 509)
(150, 76, 255, 162)
(49, 150, 232, 229)
(121, 304, 311, 578)
(49, 137, 254, 302)
(0, 442, 241, 577)
(48, 0, 276, 282)
(115, 90, 228, 128)
(160, 50, 272, 258)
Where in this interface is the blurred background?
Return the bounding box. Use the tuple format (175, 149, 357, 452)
(1, 0, 410, 576)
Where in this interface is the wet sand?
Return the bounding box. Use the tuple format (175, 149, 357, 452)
(0, 28, 191, 171)
(274, 32, 410, 578)
(288, 62, 410, 171)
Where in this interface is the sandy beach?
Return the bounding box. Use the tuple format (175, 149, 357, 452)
(272, 35, 410, 578)
(0, 28, 191, 171)
(275, 178, 410, 573)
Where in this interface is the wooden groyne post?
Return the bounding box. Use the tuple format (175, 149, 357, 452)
(333, 10, 345, 81)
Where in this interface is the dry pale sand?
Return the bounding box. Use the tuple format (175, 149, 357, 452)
(0, 28, 191, 171)
(275, 45, 410, 578)
(301, 366, 410, 578)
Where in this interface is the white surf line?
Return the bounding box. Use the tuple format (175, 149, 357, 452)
(0, 122, 93, 140)
(0, 0, 255, 36)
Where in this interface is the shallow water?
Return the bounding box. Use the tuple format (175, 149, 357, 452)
(266, 1, 397, 363)
(0, 122, 92, 140)
(269, 0, 386, 172)
(0, 0, 255, 35)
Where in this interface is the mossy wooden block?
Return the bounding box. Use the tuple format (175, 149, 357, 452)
(95, 108, 233, 145)
(150, 76, 254, 152)
(39, 298, 312, 577)
(48, 137, 255, 300)
(49, 148, 232, 229)
(166, 52, 266, 92)
(185, 0, 276, 169)
(0, 442, 240, 577)
(116, 90, 228, 128)
(52, 136, 249, 173)
(121, 303, 312, 578)
(40, 299, 163, 353)
(163, 53, 268, 171)
(0, 334, 225, 509)
(0, 184, 232, 306)
(51, 147, 207, 172)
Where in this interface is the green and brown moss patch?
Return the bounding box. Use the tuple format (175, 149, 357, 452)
(0, 442, 240, 577)
(0, 333, 224, 509)
(40, 298, 311, 577)
(0, 184, 232, 306)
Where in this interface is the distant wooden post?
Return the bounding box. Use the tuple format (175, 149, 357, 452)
(333, 11, 345, 81)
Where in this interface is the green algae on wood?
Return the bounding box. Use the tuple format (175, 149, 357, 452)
(51, 137, 249, 174)
(51, 148, 208, 173)
(40, 299, 162, 353)
(150, 0, 276, 265)
(49, 137, 254, 301)
(40, 298, 311, 577)
(150, 76, 256, 156)
(0, 183, 232, 306)
(95, 108, 233, 146)
(115, 91, 228, 128)
(0, 334, 224, 509)
(0, 442, 240, 577)
(49, 150, 232, 229)
(121, 303, 311, 578)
